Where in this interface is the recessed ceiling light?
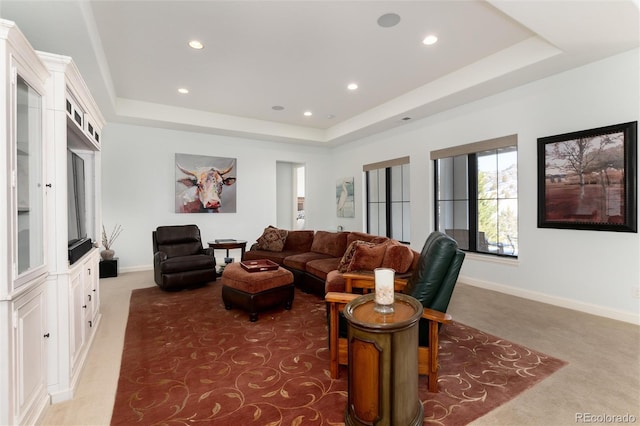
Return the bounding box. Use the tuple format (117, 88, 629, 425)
(178, 88, 189, 94)
(347, 83, 358, 91)
(377, 13, 401, 28)
(327, 114, 335, 119)
(422, 35, 438, 45)
(272, 105, 285, 111)
(303, 111, 312, 117)
(188, 40, 204, 49)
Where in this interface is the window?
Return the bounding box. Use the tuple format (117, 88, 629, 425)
(364, 157, 410, 243)
(433, 135, 518, 257)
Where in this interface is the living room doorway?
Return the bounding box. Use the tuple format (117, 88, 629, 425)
(276, 162, 305, 229)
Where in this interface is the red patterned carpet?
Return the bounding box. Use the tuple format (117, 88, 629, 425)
(111, 284, 566, 425)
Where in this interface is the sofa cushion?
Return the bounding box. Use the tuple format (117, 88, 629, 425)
(283, 251, 333, 271)
(155, 225, 201, 245)
(283, 230, 315, 252)
(155, 225, 204, 258)
(381, 240, 415, 274)
(157, 242, 203, 258)
(338, 240, 370, 273)
(305, 257, 341, 281)
(243, 249, 301, 266)
(310, 231, 348, 257)
(159, 254, 215, 274)
(325, 270, 346, 293)
(256, 226, 288, 252)
(345, 241, 387, 272)
(346, 232, 389, 246)
(409, 249, 421, 270)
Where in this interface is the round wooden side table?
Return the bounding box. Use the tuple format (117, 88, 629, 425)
(207, 240, 247, 260)
(343, 293, 423, 426)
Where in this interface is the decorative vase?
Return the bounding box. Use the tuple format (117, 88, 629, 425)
(373, 267, 395, 314)
(101, 249, 115, 260)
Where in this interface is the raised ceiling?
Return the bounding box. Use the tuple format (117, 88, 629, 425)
(1, 1, 638, 145)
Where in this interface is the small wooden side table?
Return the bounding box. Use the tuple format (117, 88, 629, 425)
(207, 240, 247, 261)
(343, 293, 423, 426)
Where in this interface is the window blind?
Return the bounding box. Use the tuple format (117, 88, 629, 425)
(363, 156, 410, 172)
(430, 134, 517, 160)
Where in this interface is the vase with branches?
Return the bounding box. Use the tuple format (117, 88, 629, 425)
(101, 224, 123, 260)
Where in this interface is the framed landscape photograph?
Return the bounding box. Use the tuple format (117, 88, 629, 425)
(537, 121, 637, 232)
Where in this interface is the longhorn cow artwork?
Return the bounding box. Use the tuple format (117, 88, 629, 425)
(175, 153, 237, 213)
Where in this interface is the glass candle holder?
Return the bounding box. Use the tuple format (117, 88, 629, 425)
(374, 267, 395, 314)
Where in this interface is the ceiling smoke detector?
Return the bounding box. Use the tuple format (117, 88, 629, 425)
(377, 13, 401, 28)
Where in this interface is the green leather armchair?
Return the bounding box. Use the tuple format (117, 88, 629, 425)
(326, 231, 465, 392)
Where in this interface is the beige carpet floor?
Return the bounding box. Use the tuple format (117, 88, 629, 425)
(40, 270, 640, 425)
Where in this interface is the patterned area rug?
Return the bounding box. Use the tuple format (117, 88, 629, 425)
(111, 284, 566, 425)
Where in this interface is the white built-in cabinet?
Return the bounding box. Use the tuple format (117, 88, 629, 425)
(65, 250, 100, 386)
(1, 19, 104, 425)
(38, 50, 104, 405)
(1, 19, 51, 426)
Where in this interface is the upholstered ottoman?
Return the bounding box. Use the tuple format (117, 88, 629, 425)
(221, 262, 295, 321)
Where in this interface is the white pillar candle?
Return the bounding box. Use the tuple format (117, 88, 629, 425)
(374, 268, 395, 305)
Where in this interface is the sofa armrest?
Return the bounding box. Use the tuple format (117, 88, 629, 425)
(201, 247, 216, 258)
(342, 271, 408, 293)
(325, 291, 360, 378)
(154, 251, 168, 265)
(325, 292, 360, 304)
(422, 307, 452, 324)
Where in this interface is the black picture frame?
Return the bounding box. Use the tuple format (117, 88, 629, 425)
(537, 121, 637, 232)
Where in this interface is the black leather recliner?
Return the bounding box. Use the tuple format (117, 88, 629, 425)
(152, 225, 217, 291)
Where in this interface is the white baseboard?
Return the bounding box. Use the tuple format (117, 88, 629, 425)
(49, 388, 74, 405)
(119, 265, 153, 273)
(459, 274, 640, 326)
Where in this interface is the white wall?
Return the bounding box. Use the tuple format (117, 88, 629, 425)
(100, 125, 331, 268)
(276, 161, 294, 229)
(102, 49, 639, 323)
(329, 49, 640, 323)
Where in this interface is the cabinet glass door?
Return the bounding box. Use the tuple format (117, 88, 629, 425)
(16, 75, 44, 276)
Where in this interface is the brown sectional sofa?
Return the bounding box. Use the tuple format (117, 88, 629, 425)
(243, 227, 419, 296)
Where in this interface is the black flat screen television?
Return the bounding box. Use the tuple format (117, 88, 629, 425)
(67, 149, 91, 264)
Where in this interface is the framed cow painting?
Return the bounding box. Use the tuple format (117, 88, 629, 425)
(175, 153, 237, 213)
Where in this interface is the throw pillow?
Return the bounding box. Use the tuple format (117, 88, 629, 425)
(338, 240, 370, 273)
(256, 226, 288, 252)
(381, 240, 414, 273)
(346, 241, 387, 272)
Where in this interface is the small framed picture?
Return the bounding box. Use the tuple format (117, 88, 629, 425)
(537, 121, 637, 232)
